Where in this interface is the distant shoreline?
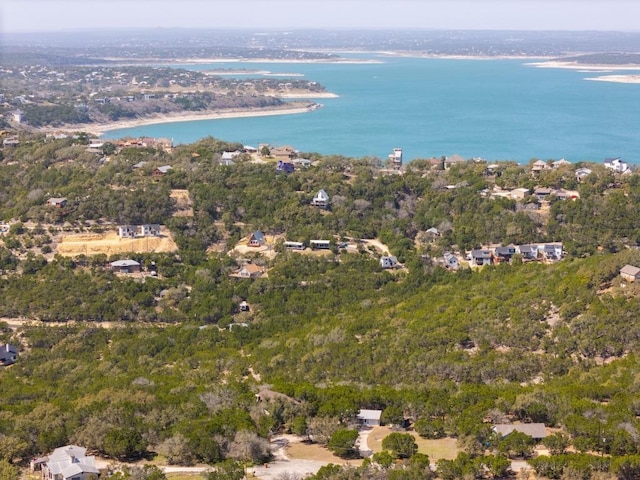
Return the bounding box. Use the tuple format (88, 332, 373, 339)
(47, 103, 324, 137)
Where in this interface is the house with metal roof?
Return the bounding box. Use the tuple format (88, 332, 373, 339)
(40, 445, 100, 480)
(357, 409, 383, 427)
(493, 423, 547, 441)
(110, 259, 141, 274)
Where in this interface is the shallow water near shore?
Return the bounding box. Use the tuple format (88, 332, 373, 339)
(104, 54, 640, 163)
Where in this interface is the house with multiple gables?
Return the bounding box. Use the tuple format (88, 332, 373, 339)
(38, 445, 100, 480)
(236, 263, 264, 279)
(604, 157, 630, 174)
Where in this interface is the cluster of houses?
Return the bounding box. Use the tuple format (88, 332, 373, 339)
(466, 243, 564, 267)
(487, 186, 580, 202)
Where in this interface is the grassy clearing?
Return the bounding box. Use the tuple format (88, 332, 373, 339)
(287, 441, 363, 466)
(366, 426, 459, 461)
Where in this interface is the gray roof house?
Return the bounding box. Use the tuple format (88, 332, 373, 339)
(357, 409, 383, 427)
(110, 259, 141, 274)
(0, 344, 18, 366)
(494, 246, 517, 262)
(471, 249, 492, 266)
(493, 423, 547, 441)
(518, 245, 538, 260)
(41, 445, 100, 480)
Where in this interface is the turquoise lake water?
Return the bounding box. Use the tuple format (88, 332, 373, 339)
(104, 55, 640, 163)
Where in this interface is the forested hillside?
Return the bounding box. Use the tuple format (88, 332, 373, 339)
(2, 132, 640, 479)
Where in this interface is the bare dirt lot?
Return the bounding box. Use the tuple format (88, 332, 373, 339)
(170, 189, 194, 217)
(56, 228, 178, 256)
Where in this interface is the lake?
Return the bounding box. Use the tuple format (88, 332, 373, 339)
(104, 54, 640, 163)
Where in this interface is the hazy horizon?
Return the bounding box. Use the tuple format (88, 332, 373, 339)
(3, 0, 640, 34)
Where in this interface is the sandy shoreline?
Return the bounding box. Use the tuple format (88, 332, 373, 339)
(527, 60, 640, 71)
(50, 104, 324, 137)
(585, 75, 640, 84)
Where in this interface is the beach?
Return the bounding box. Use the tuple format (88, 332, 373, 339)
(48, 103, 324, 137)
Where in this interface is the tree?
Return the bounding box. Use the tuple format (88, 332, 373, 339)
(327, 428, 359, 458)
(381, 432, 418, 459)
(0, 459, 19, 480)
(206, 460, 245, 480)
(103, 428, 146, 459)
(543, 432, 571, 456)
(498, 431, 535, 458)
(372, 450, 395, 468)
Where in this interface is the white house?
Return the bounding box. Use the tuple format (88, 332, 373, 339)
(41, 445, 100, 480)
(357, 409, 383, 427)
(311, 189, 330, 208)
(380, 255, 398, 269)
(388, 148, 403, 169)
(604, 157, 630, 174)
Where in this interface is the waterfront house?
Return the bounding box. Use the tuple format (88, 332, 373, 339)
(221, 150, 241, 166)
(311, 189, 330, 208)
(510, 188, 530, 200)
(620, 264, 640, 282)
(271, 146, 297, 161)
(40, 445, 100, 480)
(531, 159, 550, 175)
(46, 197, 67, 208)
(444, 154, 466, 170)
(0, 344, 18, 366)
(604, 157, 630, 174)
(388, 148, 403, 169)
(552, 158, 571, 168)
